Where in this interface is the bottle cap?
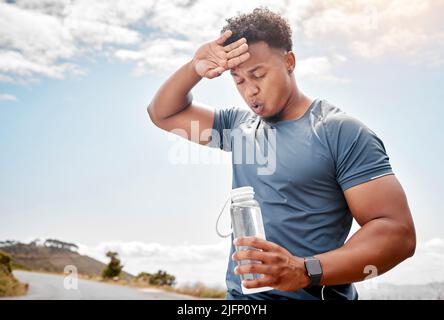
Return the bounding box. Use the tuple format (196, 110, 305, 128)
(230, 186, 254, 203)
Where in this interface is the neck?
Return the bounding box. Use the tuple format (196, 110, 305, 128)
(275, 82, 312, 122)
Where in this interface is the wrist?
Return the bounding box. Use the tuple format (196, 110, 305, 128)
(188, 58, 202, 80)
(291, 256, 311, 289)
(301, 262, 311, 288)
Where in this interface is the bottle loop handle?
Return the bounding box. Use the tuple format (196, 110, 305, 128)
(215, 196, 232, 238)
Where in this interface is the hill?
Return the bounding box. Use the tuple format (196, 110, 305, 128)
(0, 239, 134, 280)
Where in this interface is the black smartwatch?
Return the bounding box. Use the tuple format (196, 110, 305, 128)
(304, 256, 323, 287)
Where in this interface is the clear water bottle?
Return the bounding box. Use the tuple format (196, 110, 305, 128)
(216, 186, 274, 294)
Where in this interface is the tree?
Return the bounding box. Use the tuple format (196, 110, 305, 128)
(102, 251, 123, 279)
(43, 239, 79, 252)
(135, 270, 176, 286)
(150, 270, 176, 286)
(0, 250, 12, 273)
(136, 272, 152, 282)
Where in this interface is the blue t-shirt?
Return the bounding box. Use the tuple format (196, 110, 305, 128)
(209, 99, 394, 300)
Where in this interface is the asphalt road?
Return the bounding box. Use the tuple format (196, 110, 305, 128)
(2, 271, 198, 300)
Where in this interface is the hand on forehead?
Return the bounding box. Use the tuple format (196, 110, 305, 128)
(230, 41, 284, 73)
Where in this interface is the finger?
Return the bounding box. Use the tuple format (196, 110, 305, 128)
(205, 66, 225, 79)
(234, 236, 283, 253)
(226, 43, 248, 59)
(242, 275, 274, 289)
(216, 30, 233, 45)
(223, 37, 247, 52)
(232, 249, 278, 264)
(227, 52, 250, 69)
(235, 263, 277, 276)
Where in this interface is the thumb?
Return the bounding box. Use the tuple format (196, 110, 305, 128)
(205, 66, 226, 79)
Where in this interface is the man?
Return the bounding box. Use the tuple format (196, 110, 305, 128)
(147, 8, 416, 300)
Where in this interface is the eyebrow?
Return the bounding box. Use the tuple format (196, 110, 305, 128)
(230, 64, 266, 76)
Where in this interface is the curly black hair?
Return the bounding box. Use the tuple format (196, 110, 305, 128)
(221, 7, 293, 52)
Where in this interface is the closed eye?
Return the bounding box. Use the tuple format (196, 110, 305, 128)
(234, 74, 265, 85)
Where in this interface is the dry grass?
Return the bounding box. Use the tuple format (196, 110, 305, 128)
(171, 282, 226, 299)
(0, 251, 28, 297)
(0, 274, 28, 297)
(93, 275, 226, 299)
(98, 277, 226, 299)
(125, 278, 226, 299)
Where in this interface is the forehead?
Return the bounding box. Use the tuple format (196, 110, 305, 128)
(231, 41, 282, 73)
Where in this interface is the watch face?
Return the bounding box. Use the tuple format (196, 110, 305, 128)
(306, 259, 322, 276)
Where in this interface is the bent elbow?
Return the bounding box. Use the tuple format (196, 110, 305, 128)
(147, 103, 161, 128)
(406, 230, 416, 258)
(402, 223, 416, 259)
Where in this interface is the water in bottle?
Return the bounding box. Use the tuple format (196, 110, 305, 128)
(216, 186, 273, 294)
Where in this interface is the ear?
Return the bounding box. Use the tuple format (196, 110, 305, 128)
(286, 51, 296, 73)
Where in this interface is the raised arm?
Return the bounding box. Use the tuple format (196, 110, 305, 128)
(147, 30, 250, 145)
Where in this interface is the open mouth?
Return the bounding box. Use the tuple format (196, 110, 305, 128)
(252, 104, 264, 114)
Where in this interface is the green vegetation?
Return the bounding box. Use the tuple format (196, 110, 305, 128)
(134, 270, 225, 298)
(0, 250, 28, 297)
(101, 251, 124, 279)
(135, 270, 176, 286)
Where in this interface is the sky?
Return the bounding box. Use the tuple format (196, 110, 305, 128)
(1, 0, 444, 288)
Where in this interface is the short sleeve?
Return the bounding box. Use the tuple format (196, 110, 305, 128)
(207, 107, 250, 152)
(325, 114, 394, 191)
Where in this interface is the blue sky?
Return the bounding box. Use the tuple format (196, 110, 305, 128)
(1, 0, 444, 287)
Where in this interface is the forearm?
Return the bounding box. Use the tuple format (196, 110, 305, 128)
(315, 218, 416, 286)
(148, 59, 202, 121)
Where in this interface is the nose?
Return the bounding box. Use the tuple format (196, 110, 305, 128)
(245, 83, 259, 99)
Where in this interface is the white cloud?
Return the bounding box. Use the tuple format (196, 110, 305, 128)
(294, 0, 444, 64)
(64, 18, 140, 48)
(0, 0, 442, 83)
(0, 0, 145, 80)
(114, 38, 195, 75)
(0, 92, 17, 102)
(350, 29, 444, 62)
(0, 2, 76, 62)
(297, 56, 348, 84)
(0, 50, 83, 79)
(0, 2, 76, 80)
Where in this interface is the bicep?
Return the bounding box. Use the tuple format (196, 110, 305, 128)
(343, 175, 414, 229)
(152, 101, 215, 146)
